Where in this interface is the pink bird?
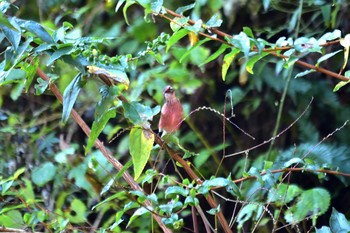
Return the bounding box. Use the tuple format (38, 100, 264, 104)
(159, 85, 184, 134)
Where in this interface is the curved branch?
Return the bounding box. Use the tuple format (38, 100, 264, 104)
(35, 68, 173, 233)
(159, 7, 348, 81)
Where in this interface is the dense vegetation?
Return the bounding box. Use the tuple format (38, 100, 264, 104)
(1, 0, 350, 232)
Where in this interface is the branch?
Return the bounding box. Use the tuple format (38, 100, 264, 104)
(35, 68, 172, 233)
(159, 7, 349, 81)
(232, 167, 350, 185)
(154, 135, 233, 233)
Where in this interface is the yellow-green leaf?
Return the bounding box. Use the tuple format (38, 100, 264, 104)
(222, 48, 240, 81)
(129, 127, 154, 180)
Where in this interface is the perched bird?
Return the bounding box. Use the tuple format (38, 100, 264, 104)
(159, 85, 184, 134)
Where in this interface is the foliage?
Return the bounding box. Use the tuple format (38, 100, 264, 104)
(0, 0, 350, 232)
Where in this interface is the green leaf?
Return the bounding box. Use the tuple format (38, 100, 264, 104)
(294, 69, 316, 79)
(229, 32, 251, 57)
(0, 69, 26, 86)
(0, 210, 24, 228)
(206, 204, 221, 215)
(285, 188, 330, 225)
(200, 44, 230, 66)
(0, 12, 18, 30)
(329, 208, 350, 233)
(206, 13, 222, 28)
(165, 186, 189, 198)
(25, 57, 39, 92)
(129, 127, 154, 180)
(47, 45, 75, 66)
(179, 37, 211, 63)
(316, 226, 332, 233)
(222, 47, 240, 81)
(62, 73, 83, 124)
(316, 50, 342, 67)
(34, 78, 49, 95)
(122, 101, 159, 126)
(86, 108, 116, 153)
(13, 167, 25, 180)
(1, 17, 21, 51)
(175, 3, 196, 15)
(127, 207, 150, 228)
(246, 52, 269, 74)
(267, 184, 302, 206)
(184, 196, 199, 206)
(151, 0, 163, 13)
(16, 18, 53, 43)
(319, 29, 341, 42)
(333, 80, 350, 92)
(123, 0, 136, 25)
(166, 28, 188, 53)
(65, 199, 87, 223)
(243, 27, 254, 38)
(184, 19, 202, 33)
(92, 191, 126, 210)
(236, 204, 260, 228)
(85, 86, 119, 153)
(32, 162, 57, 187)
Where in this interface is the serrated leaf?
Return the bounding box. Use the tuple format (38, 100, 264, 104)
(166, 28, 188, 53)
(329, 208, 350, 233)
(179, 37, 211, 63)
(246, 52, 269, 74)
(222, 47, 240, 81)
(129, 127, 154, 180)
(62, 73, 83, 124)
(32, 162, 57, 187)
(267, 184, 302, 206)
(200, 44, 230, 66)
(285, 188, 330, 225)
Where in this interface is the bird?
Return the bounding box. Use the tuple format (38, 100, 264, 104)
(159, 85, 184, 134)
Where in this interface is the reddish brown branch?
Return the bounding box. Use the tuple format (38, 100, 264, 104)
(233, 167, 350, 185)
(160, 7, 348, 82)
(154, 135, 233, 233)
(35, 68, 172, 233)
